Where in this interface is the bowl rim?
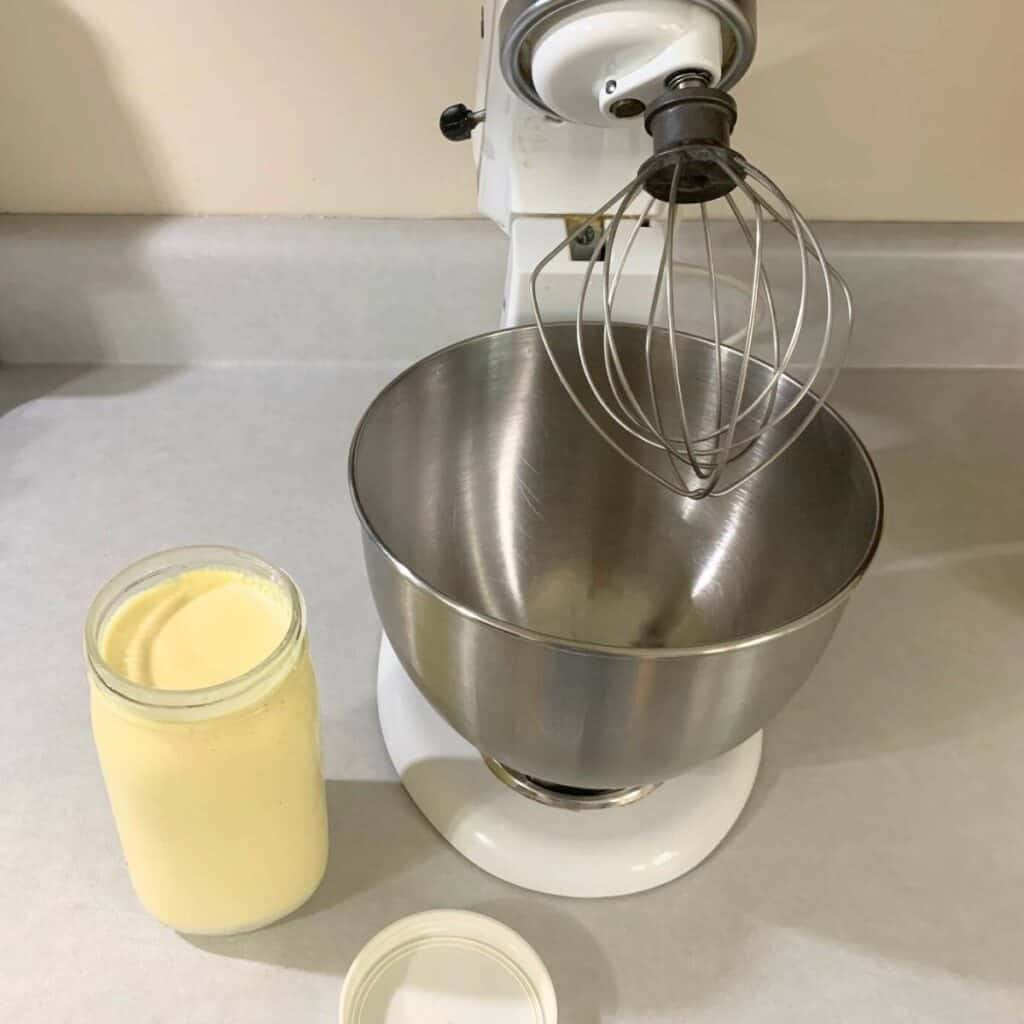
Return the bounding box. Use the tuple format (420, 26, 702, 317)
(348, 323, 884, 660)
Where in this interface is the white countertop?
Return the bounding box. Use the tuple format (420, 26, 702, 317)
(3, 363, 1022, 1023)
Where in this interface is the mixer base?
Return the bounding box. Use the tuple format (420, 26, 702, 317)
(377, 635, 762, 898)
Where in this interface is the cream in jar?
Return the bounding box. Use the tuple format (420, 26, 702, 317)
(86, 547, 328, 935)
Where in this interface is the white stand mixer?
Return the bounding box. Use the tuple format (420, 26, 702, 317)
(377, 0, 767, 897)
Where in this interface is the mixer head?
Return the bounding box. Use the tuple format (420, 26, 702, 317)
(501, 0, 853, 499)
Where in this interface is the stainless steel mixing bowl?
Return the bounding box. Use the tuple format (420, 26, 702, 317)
(350, 324, 882, 789)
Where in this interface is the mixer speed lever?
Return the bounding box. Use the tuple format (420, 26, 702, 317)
(439, 103, 486, 141)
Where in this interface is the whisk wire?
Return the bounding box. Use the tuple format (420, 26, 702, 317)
(601, 175, 698, 494)
(700, 203, 727, 449)
(603, 196, 656, 432)
(530, 172, 712, 498)
(721, 162, 841, 432)
(575, 178, 684, 458)
(711, 161, 853, 495)
(662, 158, 715, 485)
(599, 187, 664, 437)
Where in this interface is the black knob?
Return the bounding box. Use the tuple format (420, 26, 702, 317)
(439, 103, 484, 142)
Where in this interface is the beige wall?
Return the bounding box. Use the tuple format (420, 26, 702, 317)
(1, 0, 1021, 220)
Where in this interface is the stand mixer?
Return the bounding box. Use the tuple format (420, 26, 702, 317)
(350, 0, 882, 897)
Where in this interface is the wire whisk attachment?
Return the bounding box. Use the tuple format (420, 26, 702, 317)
(530, 79, 853, 500)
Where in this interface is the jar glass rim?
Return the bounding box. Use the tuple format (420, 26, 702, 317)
(84, 545, 305, 710)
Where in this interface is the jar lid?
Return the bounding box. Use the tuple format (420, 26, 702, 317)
(339, 910, 557, 1024)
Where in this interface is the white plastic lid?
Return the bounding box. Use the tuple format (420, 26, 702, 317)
(339, 910, 557, 1024)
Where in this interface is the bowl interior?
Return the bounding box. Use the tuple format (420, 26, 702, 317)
(351, 324, 880, 649)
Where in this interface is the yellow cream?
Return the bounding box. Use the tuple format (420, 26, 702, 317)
(90, 565, 328, 935)
(102, 569, 292, 690)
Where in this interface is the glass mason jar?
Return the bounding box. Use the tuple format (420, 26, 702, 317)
(85, 546, 328, 935)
